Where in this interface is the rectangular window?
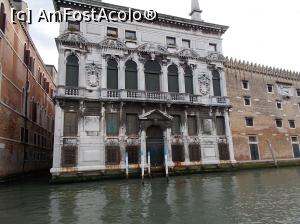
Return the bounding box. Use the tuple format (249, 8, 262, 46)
(106, 146, 120, 165)
(68, 21, 80, 32)
(276, 101, 282, 110)
(242, 80, 249, 90)
(182, 39, 191, 48)
(107, 27, 118, 38)
(125, 30, 137, 40)
(172, 115, 181, 135)
(126, 114, 139, 136)
(127, 146, 140, 164)
(216, 116, 226, 136)
(61, 146, 77, 167)
(249, 136, 260, 160)
(106, 113, 119, 136)
(209, 43, 217, 52)
(31, 101, 37, 122)
(297, 89, 300, 97)
(244, 96, 251, 106)
(267, 84, 274, 93)
(219, 143, 230, 160)
(63, 112, 78, 137)
(289, 120, 296, 129)
(172, 145, 185, 162)
(187, 116, 198, 136)
(166, 37, 176, 46)
(21, 128, 29, 143)
(189, 145, 201, 162)
(245, 117, 254, 127)
(276, 119, 283, 128)
(291, 137, 300, 158)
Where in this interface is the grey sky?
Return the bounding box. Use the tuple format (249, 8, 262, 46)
(26, 0, 300, 71)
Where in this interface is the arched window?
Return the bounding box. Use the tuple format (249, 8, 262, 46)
(125, 60, 137, 90)
(212, 70, 222, 96)
(107, 59, 118, 89)
(168, 64, 179, 93)
(184, 66, 194, 94)
(145, 60, 161, 91)
(0, 3, 6, 33)
(66, 55, 79, 87)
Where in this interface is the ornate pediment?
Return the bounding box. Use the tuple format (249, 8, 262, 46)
(207, 52, 226, 62)
(137, 43, 168, 55)
(139, 110, 173, 121)
(86, 63, 101, 87)
(178, 49, 200, 59)
(56, 32, 88, 46)
(99, 38, 127, 50)
(198, 74, 210, 96)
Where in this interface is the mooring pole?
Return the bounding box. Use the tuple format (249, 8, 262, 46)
(141, 130, 146, 184)
(267, 140, 278, 167)
(148, 151, 151, 177)
(125, 151, 129, 179)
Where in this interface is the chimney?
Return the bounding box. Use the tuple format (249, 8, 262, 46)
(190, 0, 203, 21)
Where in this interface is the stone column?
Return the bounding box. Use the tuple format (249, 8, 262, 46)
(161, 65, 168, 92)
(52, 103, 63, 169)
(138, 60, 145, 91)
(178, 66, 185, 94)
(164, 128, 173, 167)
(79, 54, 86, 88)
(101, 57, 107, 89)
(100, 103, 106, 166)
(224, 110, 236, 163)
(183, 109, 190, 163)
(58, 49, 66, 87)
(219, 68, 227, 97)
(119, 60, 125, 90)
(119, 103, 126, 167)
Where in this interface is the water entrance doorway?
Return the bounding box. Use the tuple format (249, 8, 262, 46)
(146, 126, 164, 167)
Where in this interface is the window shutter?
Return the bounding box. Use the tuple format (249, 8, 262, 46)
(107, 59, 118, 89)
(189, 145, 201, 161)
(66, 55, 79, 87)
(62, 146, 77, 167)
(145, 60, 161, 92)
(64, 112, 78, 136)
(127, 146, 140, 164)
(126, 114, 139, 135)
(172, 145, 185, 162)
(216, 116, 226, 136)
(293, 144, 300, 158)
(250, 144, 259, 160)
(106, 147, 121, 165)
(125, 61, 138, 90)
(213, 70, 221, 96)
(218, 143, 230, 160)
(106, 113, 119, 136)
(168, 65, 179, 93)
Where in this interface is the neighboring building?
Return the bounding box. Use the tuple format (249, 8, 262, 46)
(0, 0, 56, 180)
(51, 0, 235, 181)
(225, 59, 300, 162)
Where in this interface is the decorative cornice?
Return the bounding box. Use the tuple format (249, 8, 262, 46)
(225, 57, 300, 81)
(56, 31, 88, 48)
(99, 38, 127, 50)
(207, 52, 226, 63)
(178, 49, 200, 59)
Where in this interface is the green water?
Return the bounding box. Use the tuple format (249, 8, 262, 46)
(0, 167, 300, 224)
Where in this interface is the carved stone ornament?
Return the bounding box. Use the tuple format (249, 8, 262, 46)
(207, 52, 226, 62)
(178, 49, 200, 59)
(106, 138, 120, 146)
(126, 138, 140, 146)
(277, 83, 292, 96)
(56, 32, 87, 45)
(99, 38, 127, 50)
(86, 63, 101, 87)
(198, 74, 210, 96)
(203, 119, 213, 134)
(137, 43, 168, 55)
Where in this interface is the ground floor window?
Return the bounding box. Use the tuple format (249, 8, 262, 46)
(291, 137, 300, 158)
(106, 146, 121, 165)
(64, 112, 78, 137)
(127, 146, 140, 164)
(172, 145, 185, 162)
(189, 145, 201, 162)
(249, 136, 260, 160)
(61, 146, 77, 167)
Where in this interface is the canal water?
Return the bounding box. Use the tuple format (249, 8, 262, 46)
(0, 167, 300, 224)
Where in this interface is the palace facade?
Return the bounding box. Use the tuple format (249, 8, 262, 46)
(51, 0, 236, 181)
(0, 0, 56, 181)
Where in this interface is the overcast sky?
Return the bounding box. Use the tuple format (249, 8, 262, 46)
(26, 0, 300, 71)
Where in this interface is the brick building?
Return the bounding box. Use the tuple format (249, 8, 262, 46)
(0, 0, 56, 180)
(225, 59, 300, 162)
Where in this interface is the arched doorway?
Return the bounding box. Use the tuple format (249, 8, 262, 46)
(146, 126, 164, 167)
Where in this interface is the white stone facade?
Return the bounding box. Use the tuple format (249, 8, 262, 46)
(51, 0, 235, 179)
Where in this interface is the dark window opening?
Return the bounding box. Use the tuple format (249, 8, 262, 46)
(182, 39, 191, 48)
(242, 80, 249, 90)
(0, 3, 6, 33)
(66, 55, 79, 87)
(276, 101, 282, 110)
(167, 37, 176, 46)
(216, 116, 226, 136)
(244, 96, 251, 106)
(125, 60, 137, 90)
(126, 114, 139, 136)
(184, 66, 194, 94)
(267, 84, 273, 93)
(245, 117, 254, 127)
(63, 112, 78, 137)
(297, 89, 300, 97)
(31, 101, 37, 122)
(107, 27, 118, 38)
(289, 120, 296, 129)
(107, 59, 118, 89)
(249, 136, 259, 160)
(168, 64, 179, 93)
(172, 145, 185, 162)
(68, 20, 80, 31)
(145, 60, 161, 91)
(125, 30, 137, 40)
(212, 70, 221, 96)
(276, 119, 283, 128)
(172, 115, 181, 135)
(187, 116, 198, 136)
(218, 143, 230, 160)
(106, 147, 120, 165)
(106, 113, 119, 136)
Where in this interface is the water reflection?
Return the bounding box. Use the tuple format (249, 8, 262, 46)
(0, 167, 300, 224)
